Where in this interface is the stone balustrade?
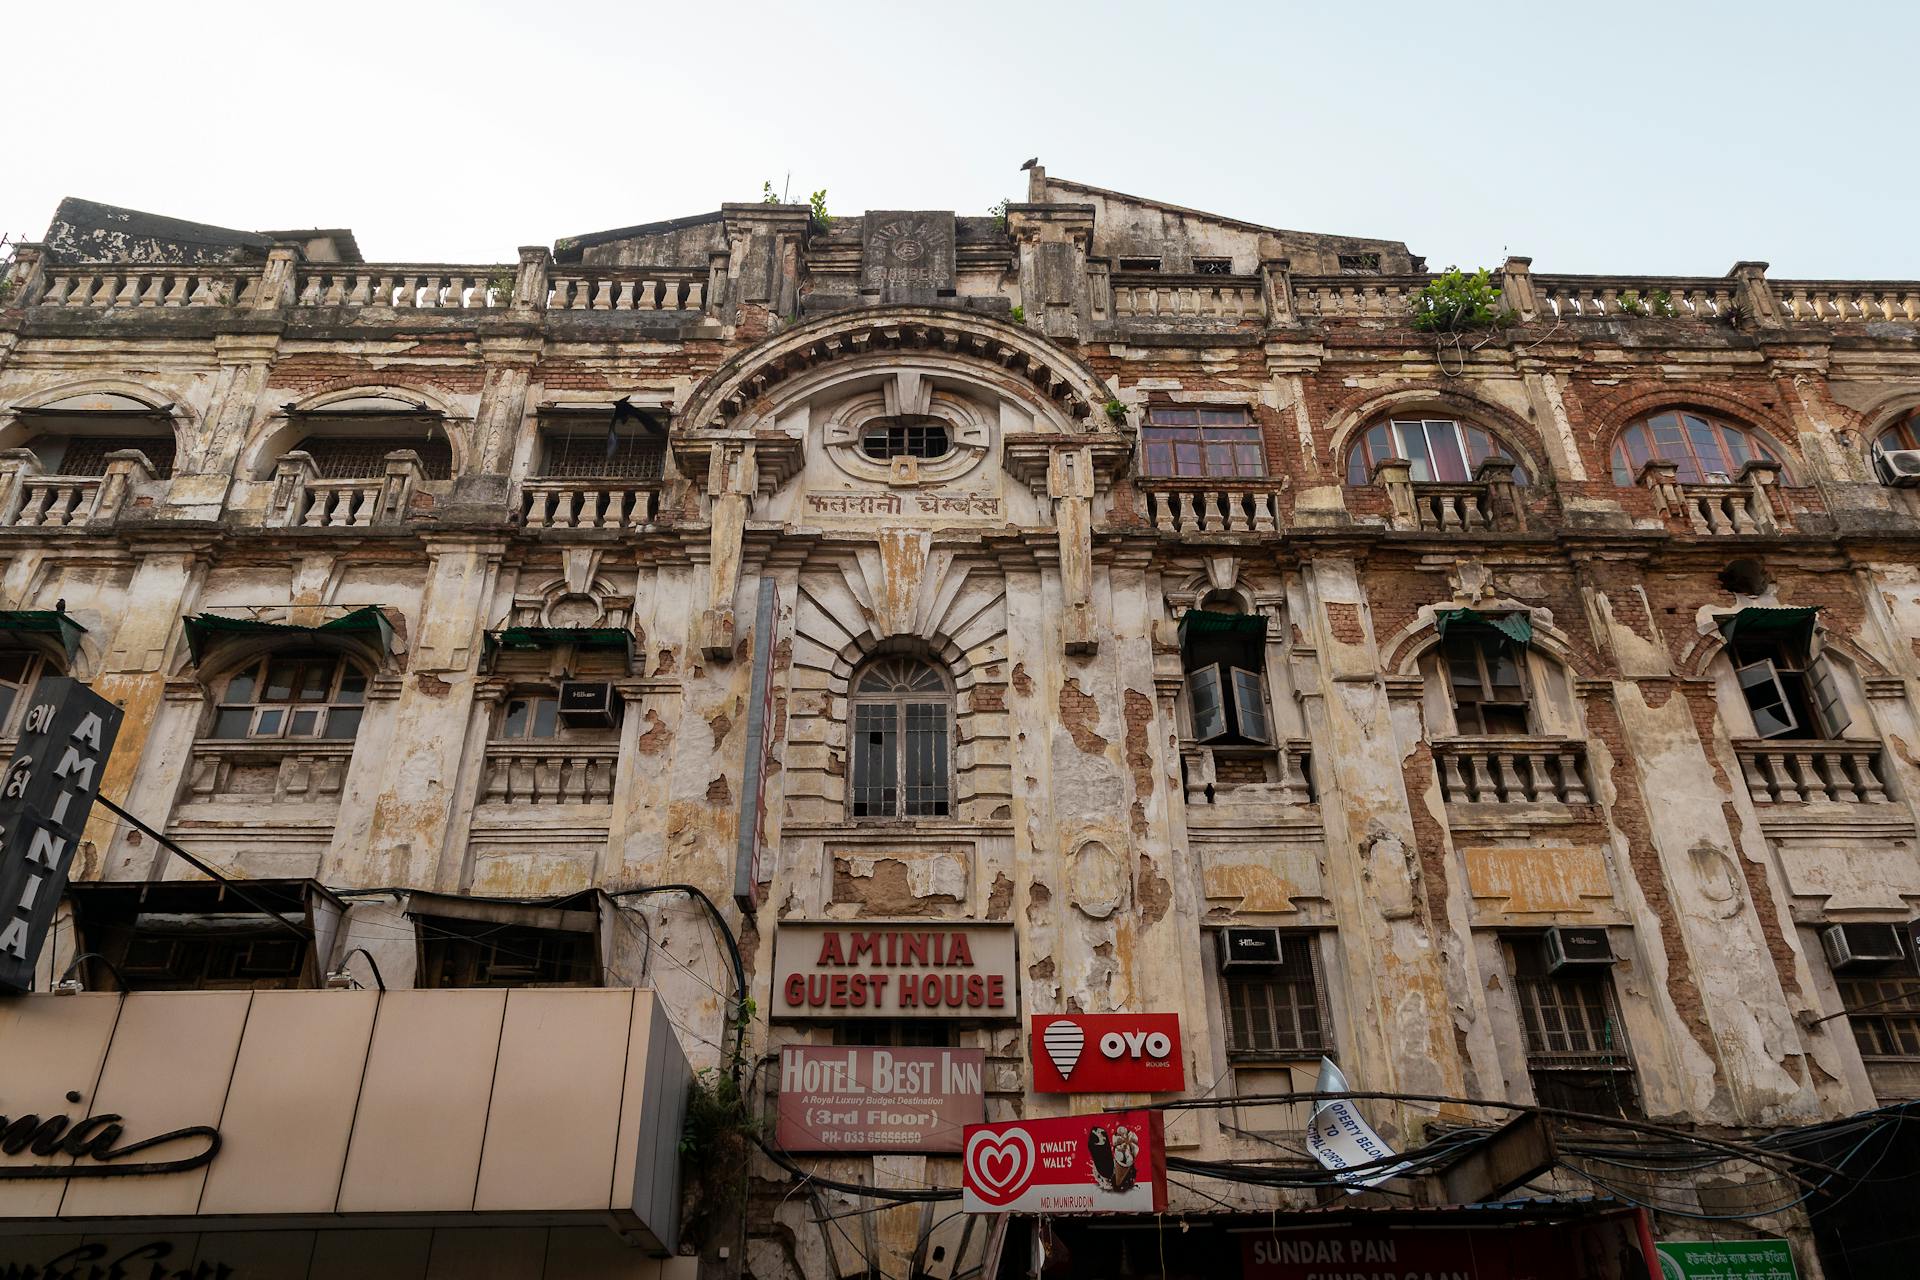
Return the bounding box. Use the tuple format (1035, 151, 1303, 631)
(1139, 481, 1282, 533)
(268, 450, 424, 529)
(520, 478, 662, 529)
(480, 743, 618, 805)
(0, 448, 156, 529)
(295, 266, 510, 309)
(185, 740, 352, 803)
(547, 268, 708, 312)
(1375, 457, 1526, 532)
(1289, 275, 1432, 319)
(1108, 272, 1264, 320)
(1639, 458, 1785, 535)
(1181, 741, 1314, 806)
(1771, 281, 1920, 324)
(35, 266, 263, 310)
(1433, 738, 1592, 805)
(1736, 740, 1891, 804)
(7, 476, 103, 527)
(1531, 276, 1740, 321)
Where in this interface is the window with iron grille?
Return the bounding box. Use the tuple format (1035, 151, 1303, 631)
(38, 433, 178, 478)
(1140, 406, 1265, 479)
(1118, 257, 1162, 272)
(416, 916, 599, 988)
(1508, 936, 1639, 1117)
(1840, 948, 1920, 1060)
(861, 417, 952, 461)
(540, 426, 665, 479)
(294, 434, 453, 479)
(1338, 253, 1382, 275)
(1221, 934, 1329, 1056)
(848, 657, 952, 819)
(211, 653, 368, 741)
(1192, 258, 1233, 276)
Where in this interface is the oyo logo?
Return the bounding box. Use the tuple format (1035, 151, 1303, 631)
(964, 1128, 1036, 1206)
(1100, 1029, 1172, 1062)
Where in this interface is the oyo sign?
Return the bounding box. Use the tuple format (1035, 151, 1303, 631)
(1030, 1014, 1185, 1093)
(962, 1110, 1166, 1214)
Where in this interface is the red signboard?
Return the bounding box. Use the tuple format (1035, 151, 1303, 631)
(775, 1045, 985, 1153)
(1030, 1014, 1185, 1093)
(962, 1111, 1167, 1214)
(1242, 1213, 1658, 1280)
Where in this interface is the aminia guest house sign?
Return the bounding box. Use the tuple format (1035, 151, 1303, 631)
(772, 923, 1017, 1019)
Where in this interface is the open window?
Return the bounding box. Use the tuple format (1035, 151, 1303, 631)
(1721, 608, 1850, 741)
(66, 880, 342, 992)
(10, 392, 178, 478)
(1435, 610, 1534, 736)
(266, 395, 452, 479)
(537, 407, 666, 479)
(1180, 606, 1272, 746)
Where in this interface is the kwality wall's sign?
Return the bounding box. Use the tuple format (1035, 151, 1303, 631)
(775, 1045, 985, 1152)
(962, 1110, 1167, 1214)
(1032, 1014, 1184, 1093)
(772, 922, 1017, 1018)
(0, 678, 123, 993)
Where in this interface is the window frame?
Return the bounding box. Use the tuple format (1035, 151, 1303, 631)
(1441, 630, 1533, 736)
(1345, 417, 1527, 487)
(537, 424, 666, 480)
(1610, 410, 1792, 487)
(415, 915, 600, 989)
(1838, 945, 1920, 1061)
(1730, 635, 1849, 741)
(0, 649, 54, 738)
(1875, 409, 1920, 456)
(210, 652, 369, 742)
(860, 417, 954, 463)
(1139, 406, 1265, 479)
(1191, 257, 1233, 276)
(1219, 932, 1331, 1059)
(1506, 935, 1639, 1117)
(848, 657, 954, 821)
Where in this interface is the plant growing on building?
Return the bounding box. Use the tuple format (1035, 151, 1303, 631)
(990, 198, 1011, 233)
(1104, 398, 1128, 425)
(1410, 267, 1516, 333)
(486, 271, 514, 304)
(761, 181, 780, 204)
(678, 996, 760, 1246)
(1009, 304, 1025, 324)
(809, 189, 830, 231)
(1616, 288, 1677, 319)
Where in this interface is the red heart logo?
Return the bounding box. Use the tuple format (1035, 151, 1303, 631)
(965, 1129, 1036, 1205)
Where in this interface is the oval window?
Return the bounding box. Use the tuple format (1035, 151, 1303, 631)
(861, 417, 952, 461)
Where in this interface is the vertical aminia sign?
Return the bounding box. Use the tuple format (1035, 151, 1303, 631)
(0, 678, 123, 993)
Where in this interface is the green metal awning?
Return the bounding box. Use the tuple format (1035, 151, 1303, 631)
(1178, 610, 1268, 650)
(183, 605, 393, 666)
(484, 626, 633, 655)
(1435, 607, 1533, 647)
(1718, 606, 1817, 648)
(0, 610, 86, 663)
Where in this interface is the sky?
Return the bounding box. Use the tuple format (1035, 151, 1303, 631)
(6, 0, 1914, 279)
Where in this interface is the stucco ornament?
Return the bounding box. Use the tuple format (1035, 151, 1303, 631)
(1688, 840, 1746, 919)
(1067, 839, 1129, 919)
(1362, 828, 1418, 919)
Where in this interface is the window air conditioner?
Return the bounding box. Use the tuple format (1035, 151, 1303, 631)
(1218, 927, 1284, 971)
(1545, 926, 1615, 972)
(557, 680, 616, 728)
(1822, 922, 1907, 971)
(1875, 447, 1920, 488)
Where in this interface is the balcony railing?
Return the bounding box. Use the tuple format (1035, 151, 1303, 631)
(1109, 272, 1264, 320)
(0, 449, 157, 529)
(520, 478, 662, 529)
(268, 450, 425, 529)
(295, 265, 510, 309)
(35, 266, 264, 310)
(1433, 737, 1592, 805)
(1376, 457, 1526, 532)
(546, 267, 708, 312)
(1638, 458, 1786, 535)
(1736, 740, 1891, 804)
(1181, 742, 1314, 806)
(1772, 281, 1920, 324)
(1531, 276, 1740, 321)
(185, 740, 352, 803)
(480, 743, 618, 804)
(1289, 275, 1432, 320)
(1139, 480, 1282, 533)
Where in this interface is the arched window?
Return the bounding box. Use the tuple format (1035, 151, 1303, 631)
(211, 653, 368, 740)
(12, 392, 177, 478)
(1876, 409, 1920, 456)
(1345, 417, 1528, 486)
(292, 434, 452, 480)
(849, 656, 951, 819)
(0, 650, 54, 737)
(1610, 410, 1792, 487)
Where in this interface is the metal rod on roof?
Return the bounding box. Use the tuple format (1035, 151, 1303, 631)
(95, 793, 309, 939)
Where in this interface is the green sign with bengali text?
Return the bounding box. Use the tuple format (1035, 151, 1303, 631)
(1656, 1239, 1798, 1280)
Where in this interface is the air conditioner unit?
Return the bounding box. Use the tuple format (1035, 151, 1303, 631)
(1218, 927, 1284, 971)
(1823, 922, 1907, 971)
(1875, 447, 1920, 487)
(1545, 927, 1615, 972)
(557, 680, 616, 728)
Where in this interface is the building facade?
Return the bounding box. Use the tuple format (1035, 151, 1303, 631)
(0, 169, 1917, 1278)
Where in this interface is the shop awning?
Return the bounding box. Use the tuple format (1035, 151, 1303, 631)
(1718, 606, 1817, 649)
(1179, 610, 1268, 649)
(1435, 607, 1533, 647)
(183, 605, 393, 666)
(0, 609, 86, 662)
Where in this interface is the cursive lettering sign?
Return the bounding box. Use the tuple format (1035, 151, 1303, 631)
(3, 1240, 234, 1280)
(0, 1088, 221, 1179)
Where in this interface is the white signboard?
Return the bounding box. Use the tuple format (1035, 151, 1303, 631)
(1303, 1058, 1414, 1189)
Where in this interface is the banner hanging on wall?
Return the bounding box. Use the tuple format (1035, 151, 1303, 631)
(961, 1110, 1166, 1215)
(1030, 1013, 1185, 1093)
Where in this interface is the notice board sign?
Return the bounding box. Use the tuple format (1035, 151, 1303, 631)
(775, 1045, 984, 1153)
(1031, 1013, 1185, 1093)
(1656, 1239, 1798, 1280)
(0, 678, 123, 992)
(962, 1110, 1166, 1215)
